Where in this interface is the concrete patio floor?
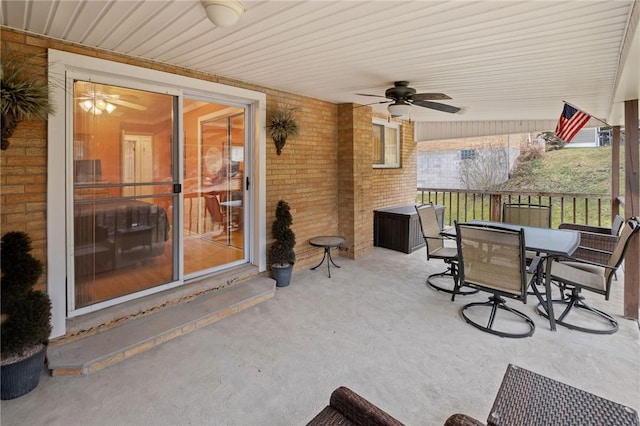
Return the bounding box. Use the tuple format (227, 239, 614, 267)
(2, 247, 639, 426)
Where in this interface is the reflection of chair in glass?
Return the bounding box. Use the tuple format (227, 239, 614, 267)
(502, 203, 551, 228)
(221, 192, 243, 229)
(454, 222, 539, 338)
(538, 217, 639, 334)
(415, 204, 476, 296)
(204, 193, 227, 233)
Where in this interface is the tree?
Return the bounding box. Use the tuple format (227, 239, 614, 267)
(458, 148, 510, 190)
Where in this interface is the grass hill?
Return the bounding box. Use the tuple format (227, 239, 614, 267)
(498, 146, 620, 195)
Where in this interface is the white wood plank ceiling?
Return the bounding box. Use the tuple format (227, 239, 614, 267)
(1, 0, 638, 125)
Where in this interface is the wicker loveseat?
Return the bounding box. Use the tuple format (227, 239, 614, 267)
(306, 386, 404, 426)
(557, 215, 623, 265)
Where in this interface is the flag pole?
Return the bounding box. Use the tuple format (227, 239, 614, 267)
(562, 100, 625, 135)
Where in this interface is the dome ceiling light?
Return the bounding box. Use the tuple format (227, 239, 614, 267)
(387, 100, 412, 118)
(201, 0, 245, 27)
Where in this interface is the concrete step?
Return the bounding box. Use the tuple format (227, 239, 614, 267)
(47, 277, 275, 376)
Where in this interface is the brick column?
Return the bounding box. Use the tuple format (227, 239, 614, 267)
(337, 104, 374, 259)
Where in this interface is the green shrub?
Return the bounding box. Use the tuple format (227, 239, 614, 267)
(1, 231, 52, 359)
(269, 200, 296, 265)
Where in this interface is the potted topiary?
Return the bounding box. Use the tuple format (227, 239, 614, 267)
(1, 231, 52, 400)
(266, 107, 299, 155)
(1, 56, 55, 150)
(269, 200, 296, 287)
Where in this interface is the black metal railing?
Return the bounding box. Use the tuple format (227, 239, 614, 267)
(417, 188, 620, 228)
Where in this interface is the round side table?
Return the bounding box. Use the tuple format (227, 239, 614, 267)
(309, 236, 345, 278)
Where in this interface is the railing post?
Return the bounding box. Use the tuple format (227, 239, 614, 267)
(490, 193, 502, 221)
(612, 126, 621, 219)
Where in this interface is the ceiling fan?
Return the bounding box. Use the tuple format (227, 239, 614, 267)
(356, 81, 461, 117)
(75, 90, 148, 115)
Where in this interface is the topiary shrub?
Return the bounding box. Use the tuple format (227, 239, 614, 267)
(1, 231, 52, 361)
(269, 200, 296, 266)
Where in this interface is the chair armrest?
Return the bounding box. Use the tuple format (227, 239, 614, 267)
(554, 255, 616, 271)
(527, 256, 541, 274)
(328, 386, 404, 426)
(444, 413, 487, 426)
(559, 223, 612, 235)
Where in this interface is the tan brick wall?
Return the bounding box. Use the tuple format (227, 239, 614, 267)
(265, 92, 340, 267)
(337, 104, 376, 259)
(2, 27, 419, 282)
(371, 113, 417, 209)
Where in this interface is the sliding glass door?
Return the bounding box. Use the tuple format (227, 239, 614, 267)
(71, 81, 176, 310)
(70, 84, 248, 312)
(183, 100, 246, 277)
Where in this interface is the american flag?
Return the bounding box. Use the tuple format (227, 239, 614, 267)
(555, 103, 591, 143)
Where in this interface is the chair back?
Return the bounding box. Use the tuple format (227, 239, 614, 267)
(456, 222, 527, 299)
(415, 203, 443, 257)
(605, 217, 640, 282)
(502, 203, 551, 228)
(204, 193, 224, 223)
(611, 215, 624, 236)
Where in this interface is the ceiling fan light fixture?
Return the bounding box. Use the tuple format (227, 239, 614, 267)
(79, 100, 93, 112)
(202, 0, 244, 27)
(388, 100, 411, 117)
(78, 100, 116, 115)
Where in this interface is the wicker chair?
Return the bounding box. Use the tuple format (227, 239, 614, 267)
(415, 204, 476, 296)
(537, 217, 639, 334)
(454, 222, 540, 338)
(444, 414, 486, 426)
(558, 215, 624, 265)
(306, 386, 404, 426)
(502, 203, 551, 228)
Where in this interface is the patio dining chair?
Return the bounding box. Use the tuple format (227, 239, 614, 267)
(454, 222, 540, 338)
(502, 202, 551, 267)
(537, 217, 639, 334)
(502, 203, 551, 228)
(415, 204, 476, 296)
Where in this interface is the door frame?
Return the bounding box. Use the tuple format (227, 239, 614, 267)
(47, 49, 266, 339)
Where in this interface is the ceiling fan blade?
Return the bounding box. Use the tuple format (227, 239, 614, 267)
(355, 93, 388, 98)
(358, 100, 392, 107)
(411, 93, 451, 101)
(412, 100, 461, 114)
(109, 99, 147, 111)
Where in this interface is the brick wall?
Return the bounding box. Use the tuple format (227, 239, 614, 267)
(1, 27, 419, 286)
(371, 114, 417, 209)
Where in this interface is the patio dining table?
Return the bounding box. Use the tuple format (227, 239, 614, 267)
(448, 220, 581, 331)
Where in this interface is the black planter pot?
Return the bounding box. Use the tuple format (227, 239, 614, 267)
(1, 345, 47, 400)
(271, 264, 293, 287)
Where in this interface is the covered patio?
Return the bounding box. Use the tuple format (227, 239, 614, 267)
(2, 247, 638, 425)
